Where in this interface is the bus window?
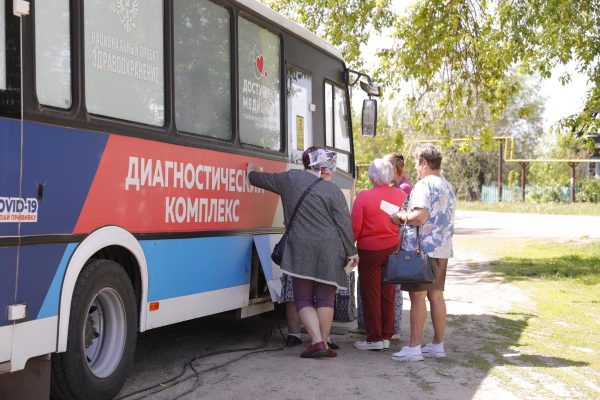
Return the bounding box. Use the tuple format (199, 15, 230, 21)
(324, 82, 351, 172)
(325, 82, 333, 147)
(286, 67, 312, 163)
(0, 0, 5, 90)
(35, 0, 71, 108)
(84, 0, 164, 126)
(174, 0, 231, 140)
(238, 17, 281, 151)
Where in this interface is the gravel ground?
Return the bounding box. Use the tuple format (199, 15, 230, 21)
(117, 210, 600, 400)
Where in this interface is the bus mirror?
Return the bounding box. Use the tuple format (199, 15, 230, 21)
(360, 80, 381, 97)
(362, 99, 377, 137)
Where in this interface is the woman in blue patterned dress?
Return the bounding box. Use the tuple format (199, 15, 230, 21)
(390, 143, 456, 362)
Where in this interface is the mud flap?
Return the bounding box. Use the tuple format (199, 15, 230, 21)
(252, 234, 283, 302)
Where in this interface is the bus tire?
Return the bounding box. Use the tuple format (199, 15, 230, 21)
(50, 259, 137, 400)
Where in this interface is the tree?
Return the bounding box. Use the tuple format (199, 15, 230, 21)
(263, 0, 394, 69)
(352, 103, 404, 190)
(381, 0, 600, 142)
(265, 0, 600, 141)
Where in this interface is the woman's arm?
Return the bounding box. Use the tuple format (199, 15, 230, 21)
(391, 207, 429, 226)
(331, 189, 358, 258)
(247, 163, 285, 194)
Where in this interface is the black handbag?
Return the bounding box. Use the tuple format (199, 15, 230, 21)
(382, 223, 435, 284)
(271, 178, 322, 265)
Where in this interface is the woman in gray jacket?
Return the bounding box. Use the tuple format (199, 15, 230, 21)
(248, 147, 358, 358)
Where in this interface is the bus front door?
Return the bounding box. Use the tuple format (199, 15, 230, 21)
(286, 66, 313, 162)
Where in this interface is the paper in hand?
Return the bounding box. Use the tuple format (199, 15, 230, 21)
(380, 200, 400, 215)
(344, 259, 356, 275)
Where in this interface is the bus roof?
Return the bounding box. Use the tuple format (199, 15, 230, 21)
(236, 0, 344, 61)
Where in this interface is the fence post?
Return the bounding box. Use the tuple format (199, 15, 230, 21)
(568, 162, 576, 204)
(519, 162, 528, 202)
(497, 140, 504, 202)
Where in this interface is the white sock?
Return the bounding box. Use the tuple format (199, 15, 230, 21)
(288, 333, 301, 338)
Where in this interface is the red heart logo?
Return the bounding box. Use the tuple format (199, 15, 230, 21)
(256, 55, 264, 75)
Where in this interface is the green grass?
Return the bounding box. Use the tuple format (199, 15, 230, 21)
(460, 237, 600, 398)
(457, 200, 600, 216)
(494, 240, 600, 285)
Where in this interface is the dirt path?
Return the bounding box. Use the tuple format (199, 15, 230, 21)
(118, 211, 598, 400)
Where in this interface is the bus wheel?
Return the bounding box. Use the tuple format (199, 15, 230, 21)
(51, 259, 137, 400)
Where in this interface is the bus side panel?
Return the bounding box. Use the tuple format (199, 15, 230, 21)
(0, 112, 21, 365)
(142, 236, 252, 301)
(141, 236, 253, 329)
(74, 135, 286, 234)
(0, 247, 17, 326)
(0, 117, 21, 236)
(15, 243, 72, 323)
(19, 122, 108, 236)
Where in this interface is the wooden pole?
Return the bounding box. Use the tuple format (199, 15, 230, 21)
(519, 162, 528, 202)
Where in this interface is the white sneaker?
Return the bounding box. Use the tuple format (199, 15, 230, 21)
(391, 333, 401, 340)
(354, 340, 384, 351)
(382, 340, 390, 349)
(421, 342, 446, 358)
(391, 345, 424, 361)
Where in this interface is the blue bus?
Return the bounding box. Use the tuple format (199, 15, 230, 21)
(0, 0, 378, 398)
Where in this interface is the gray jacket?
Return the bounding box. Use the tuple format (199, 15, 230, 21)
(249, 169, 357, 289)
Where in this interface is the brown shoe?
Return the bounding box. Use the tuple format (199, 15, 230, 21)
(300, 341, 327, 358)
(323, 348, 337, 358)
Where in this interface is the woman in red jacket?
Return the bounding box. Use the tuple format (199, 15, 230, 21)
(351, 159, 407, 350)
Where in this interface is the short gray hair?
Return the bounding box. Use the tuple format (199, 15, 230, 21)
(367, 158, 394, 186)
(414, 143, 442, 170)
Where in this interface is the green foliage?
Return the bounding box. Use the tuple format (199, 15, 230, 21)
(527, 184, 568, 203)
(527, 126, 595, 187)
(352, 104, 404, 190)
(438, 143, 498, 200)
(263, 0, 394, 68)
(380, 0, 600, 141)
(577, 179, 600, 203)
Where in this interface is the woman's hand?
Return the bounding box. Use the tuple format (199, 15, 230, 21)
(246, 162, 257, 174)
(391, 211, 407, 225)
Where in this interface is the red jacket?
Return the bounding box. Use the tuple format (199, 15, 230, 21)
(351, 185, 407, 250)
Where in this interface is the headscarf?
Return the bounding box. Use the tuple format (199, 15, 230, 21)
(307, 148, 337, 177)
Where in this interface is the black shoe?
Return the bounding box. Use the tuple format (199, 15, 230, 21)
(286, 335, 302, 347)
(327, 340, 340, 350)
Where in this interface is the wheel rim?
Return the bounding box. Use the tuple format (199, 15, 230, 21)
(83, 287, 127, 378)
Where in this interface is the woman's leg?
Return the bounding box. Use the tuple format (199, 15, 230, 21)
(427, 290, 446, 344)
(356, 279, 365, 331)
(408, 291, 427, 347)
(393, 284, 403, 336)
(313, 282, 337, 348)
(293, 277, 323, 344)
(286, 301, 302, 334)
(381, 281, 396, 340)
(316, 307, 334, 348)
(358, 250, 383, 342)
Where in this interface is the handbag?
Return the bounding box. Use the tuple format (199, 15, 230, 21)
(382, 223, 435, 284)
(271, 178, 322, 265)
(333, 272, 356, 322)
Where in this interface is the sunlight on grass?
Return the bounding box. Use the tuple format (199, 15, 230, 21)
(496, 241, 600, 285)
(456, 237, 600, 398)
(457, 200, 600, 216)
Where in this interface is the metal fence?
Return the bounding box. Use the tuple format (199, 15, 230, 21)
(480, 185, 572, 204)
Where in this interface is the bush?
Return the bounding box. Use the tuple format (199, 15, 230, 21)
(527, 184, 567, 203)
(577, 179, 600, 203)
